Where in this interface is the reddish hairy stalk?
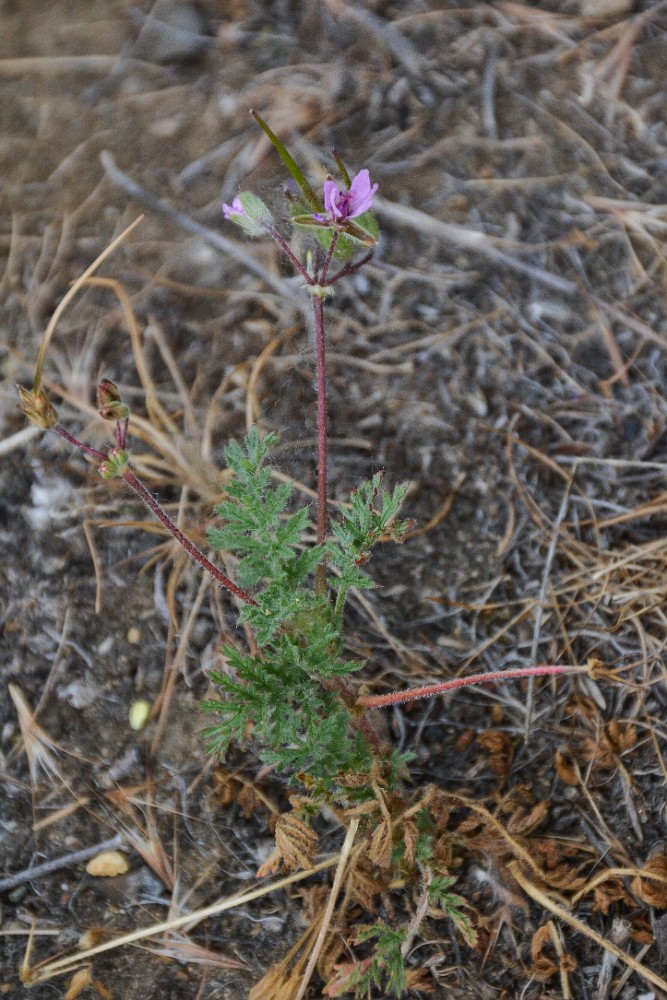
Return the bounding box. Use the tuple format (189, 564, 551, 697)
(265, 225, 312, 283)
(55, 424, 107, 461)
(120, 469, 258, 607)
(319, 230, 339, 285)
(313, 293, 328, 594)
(357, 664, 586, 709)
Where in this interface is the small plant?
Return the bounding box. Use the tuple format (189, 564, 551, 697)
(17, 114, 585, 996)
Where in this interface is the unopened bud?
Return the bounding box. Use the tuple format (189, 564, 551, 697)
(97, 379, 129, 420)
(98, 447, 130, 480)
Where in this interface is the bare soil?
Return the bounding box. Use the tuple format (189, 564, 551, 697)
(3, 1, 667, 998)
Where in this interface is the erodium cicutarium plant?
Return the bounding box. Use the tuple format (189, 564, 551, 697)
(17, 113, 584, 997)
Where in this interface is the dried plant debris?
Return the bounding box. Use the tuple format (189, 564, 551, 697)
(4, 0, 667, 997)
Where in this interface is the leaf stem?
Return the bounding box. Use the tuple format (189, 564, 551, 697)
(54, 424, 107, 461)
(319, 231, 339, 285)
(357, 664, 588, 709)
(265, 225, 313, 283)
(120, 469, 258, 607)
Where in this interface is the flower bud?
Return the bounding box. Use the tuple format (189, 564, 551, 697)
(97, 378, 129, 420)
(98, 447, 129, 479)
(223, 191, 273, 236)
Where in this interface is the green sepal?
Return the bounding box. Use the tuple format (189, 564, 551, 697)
(238, 191, 273, 226)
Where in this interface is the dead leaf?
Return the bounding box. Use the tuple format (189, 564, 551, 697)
(477, 730, 515, 780)
(592, 878, 634, 915)
(632, 852, 667, 909)
(64, 968, 92, 1000)
(506, 800, 550, 836)
(368, 819, 393, 869)
(347, 866, 386, 912)
(257, 811, 318, 877)
(403, 819, 419, 867)
(249, 960, 301, 1000)
(456, 729, 476, 753)
(531, 924, 560, 981)
(606, 720, 637, 755)
(556, 749, 580, 786)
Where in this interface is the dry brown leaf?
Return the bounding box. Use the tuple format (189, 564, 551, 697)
(455, 729, 476, 753)
(580, 735, 616, 770)
(237, 783, 261, 819)
(592, 878, 635, 916)
(632, 852, 667, 909)
(406, 967, 436, 991)
(531, 924, 560, 981)
(249, 961, 294, 1000)
(368, 819, 393, 869)
(531, 839, 580, 871)
(63, 968, 92, 1000)
(429, 793, 451, 832)
(631, 914, 654, 946)
(506, 800, 550, 836)
(403, 819, 419, 868)
(530, 923, 576, 981)
(347, 866, 386, 912)
(258, 812, 318, 877)
(78, 928, 108, 950)
(541, 863, 586, 892)
(455, 813, 485, 836)
(85, 851, 129, 877)
(298, 883, 330, 923)
(555, 749, 580, 786)
(477, 730, 515, 780)
(606, 720, 637, 755)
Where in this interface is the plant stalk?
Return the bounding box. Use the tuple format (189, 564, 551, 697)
(120, 469, 258, 606)
(357, 664, 588, 709)
(313, 294, 328, 593)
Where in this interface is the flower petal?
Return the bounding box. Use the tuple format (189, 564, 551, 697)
(348, 169, 378, 218)
(222, 196, 247, 220)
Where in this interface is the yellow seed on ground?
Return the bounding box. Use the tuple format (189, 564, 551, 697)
(129, 699, 151, 731)
(86, 851, 129, 877)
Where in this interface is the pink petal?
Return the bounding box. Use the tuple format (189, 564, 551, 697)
(348, 169, 378, 218)
(323, 179, 343, 220)
(222, 196, 246, 220)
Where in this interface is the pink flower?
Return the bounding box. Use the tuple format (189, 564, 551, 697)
(322, 169, 378, 223)
(222, 196, 247, 220)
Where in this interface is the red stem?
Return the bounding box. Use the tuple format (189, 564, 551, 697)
(121, 469, 258, 607)
(357, 664, 585, 709)
(55, 424, 107, 461)
(265, 225, 313, 283)
(313, 295, 328, 550)
(319, 231, 339, 285)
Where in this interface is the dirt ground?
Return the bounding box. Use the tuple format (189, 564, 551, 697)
(3, 1, 667, 997)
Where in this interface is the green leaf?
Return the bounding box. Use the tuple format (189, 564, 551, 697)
(251, 110, 322, 213)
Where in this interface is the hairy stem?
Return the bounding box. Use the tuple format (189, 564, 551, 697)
(313, 294, 328, 593)
(357, 664, 588, 709)
(121, 469, 258, 607)
(265, 225, 312, 283)
(324, 250, 374, 286)
(55, 424, 107, 461)
(319, 231, 339, 285)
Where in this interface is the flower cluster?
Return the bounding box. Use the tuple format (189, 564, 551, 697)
(223, 169, 378, 228)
